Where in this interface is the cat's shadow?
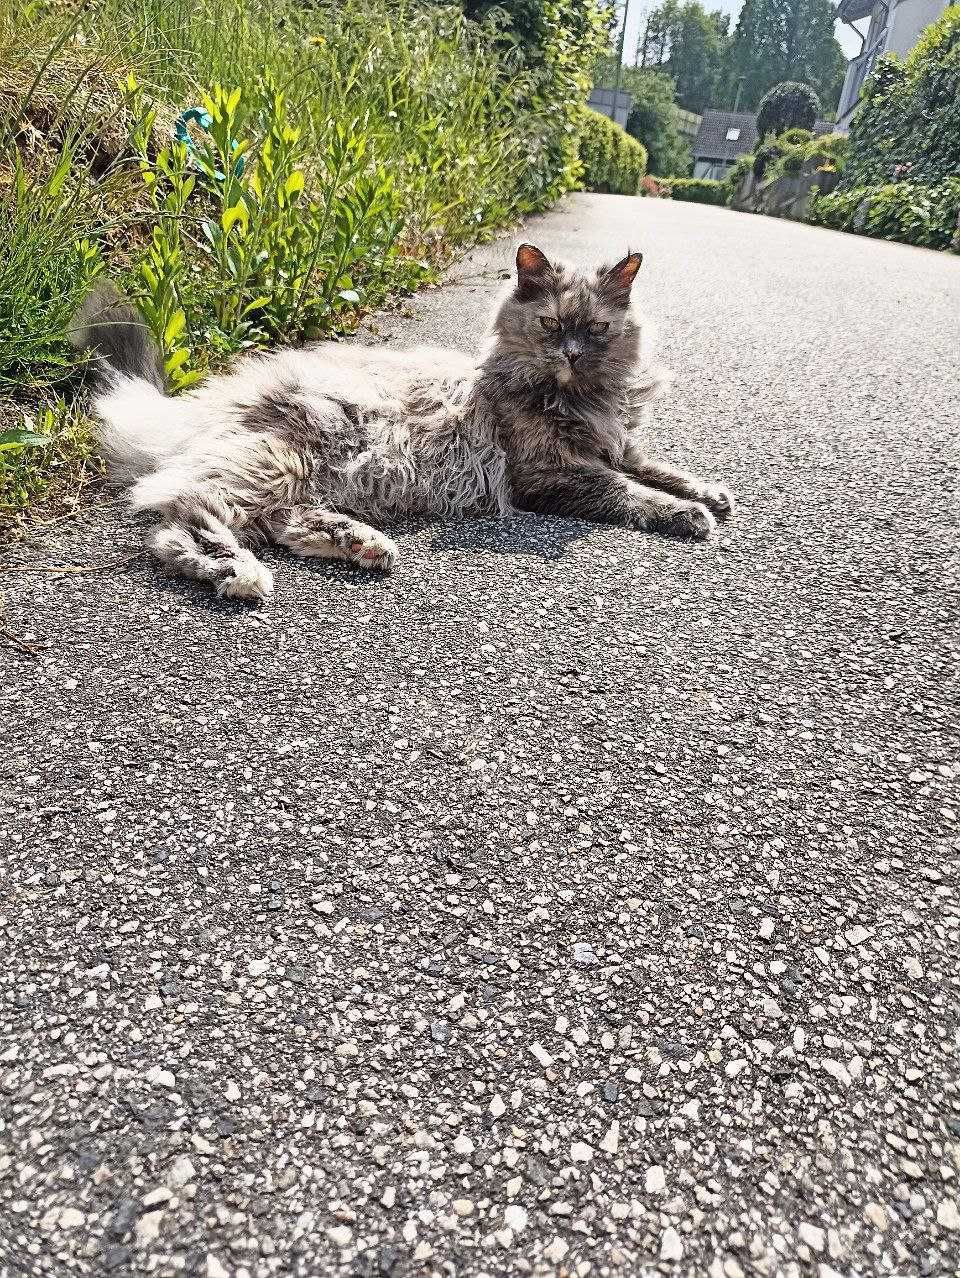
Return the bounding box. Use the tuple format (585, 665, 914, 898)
(426, 513, 594, 559)
(131, 513, 595, 610)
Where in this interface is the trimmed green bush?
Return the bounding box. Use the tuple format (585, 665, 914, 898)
(806, 188, 862, 231)
(804, 132, 849, 173)
(753, 138, 786, 179)
(808, 177, 960, 251)
(665, 177, 727, 206)
(781, 127, 814, 147)
(780, 150, 804, 175)
(842, 6, 960, 188)
(725, 152, 755, 188)
(577, 108, 648, 196)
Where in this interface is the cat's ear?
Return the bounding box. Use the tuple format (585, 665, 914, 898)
(599, 251, 643, 306)
(516, 243, 553, 298)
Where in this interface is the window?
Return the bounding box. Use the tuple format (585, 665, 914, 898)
(725, 127, 741, 141)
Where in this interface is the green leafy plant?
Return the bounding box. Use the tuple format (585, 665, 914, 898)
(0, 151, 104, 390)
(725, 151, 756, 194)
(0, 425, 49, 455)
(803, 131, 848, 173)
(125, 78, 405, 369)
(0, 398, 93, 522)
(752, 138, 786, 179)
(806, 187, 860, 231)
(740, 128, 846, 200)
(463, 0, 611, 202)
(0, 417, 52, 515)
(122, 76, 200, 390)
(806, 7, 960, 253)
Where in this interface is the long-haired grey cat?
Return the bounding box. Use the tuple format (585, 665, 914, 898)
(73, 244, 732, 601)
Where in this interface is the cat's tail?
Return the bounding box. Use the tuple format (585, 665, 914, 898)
(69, 282, 193, 480)
(70, 281, 166, 392)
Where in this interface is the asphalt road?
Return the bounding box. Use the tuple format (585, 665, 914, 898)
(2, 194, 959, 1278)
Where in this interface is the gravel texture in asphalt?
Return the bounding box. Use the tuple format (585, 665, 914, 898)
(2, 194, 959, 1278)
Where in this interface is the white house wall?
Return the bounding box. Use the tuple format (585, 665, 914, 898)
(884, 0, 947, 56)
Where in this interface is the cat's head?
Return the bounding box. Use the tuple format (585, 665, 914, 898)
(490, 244, 643, 392)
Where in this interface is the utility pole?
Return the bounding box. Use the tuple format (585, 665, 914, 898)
(610, 0, 632, 122)
(732, 75, 745, 113)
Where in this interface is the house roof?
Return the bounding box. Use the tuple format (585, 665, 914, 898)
(692, 109, 835, 162)
(692, 111, 758, 162)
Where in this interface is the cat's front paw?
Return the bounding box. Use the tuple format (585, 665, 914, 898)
(660, 501, 716, 541)
(340, 526, 398, 571)
(698, 482, 734, 519)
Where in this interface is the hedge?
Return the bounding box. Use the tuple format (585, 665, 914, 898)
(664, 178, 727, 206)
(807, 177, 960, 251)
(577, 107, 647, 195)
(842, 5, 960, 188)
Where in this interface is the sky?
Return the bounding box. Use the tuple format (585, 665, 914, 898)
(620, 0, 867, 68)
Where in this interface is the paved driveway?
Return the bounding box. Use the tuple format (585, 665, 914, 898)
(2, 195, 958, 1277)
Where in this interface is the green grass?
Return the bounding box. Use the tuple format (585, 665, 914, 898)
(0, 0, 603, 526)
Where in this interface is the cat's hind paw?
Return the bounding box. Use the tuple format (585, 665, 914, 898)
(218, 553, 275, 602)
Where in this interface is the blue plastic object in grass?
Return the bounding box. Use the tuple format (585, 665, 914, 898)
(174, 107, 245, 179)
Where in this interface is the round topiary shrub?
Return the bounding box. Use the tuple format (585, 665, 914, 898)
(757, 82, 821, 139)
(781, 127, 814, 147)
(781, 150, 804, 175)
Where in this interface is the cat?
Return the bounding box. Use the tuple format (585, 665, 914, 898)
(71, 243, 733, 601)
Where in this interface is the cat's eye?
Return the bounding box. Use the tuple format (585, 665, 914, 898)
(539, 316, 560, 332)
(589, 321, 610, 336)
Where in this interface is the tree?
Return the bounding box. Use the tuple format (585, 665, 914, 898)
(460, 0, 612, 71)
(725, 0, 847, 111)
(756, 81, 820, 136)
(619, 68, 692, 177)
(636, 1, 730, 114)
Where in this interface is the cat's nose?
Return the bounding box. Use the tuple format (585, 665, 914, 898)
(564, 349, 581, 365)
